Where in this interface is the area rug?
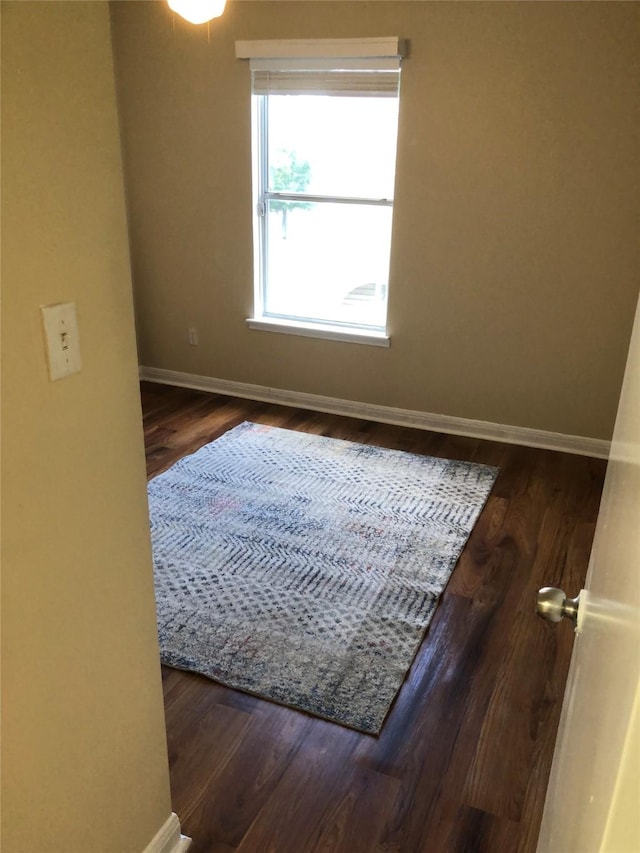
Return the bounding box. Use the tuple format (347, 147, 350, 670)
(149, 422, 498, 734)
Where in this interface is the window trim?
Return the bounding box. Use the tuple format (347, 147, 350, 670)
(238, 38, 404, 345)
(236, 38, 405, 61)
(246, 317, 390, 347)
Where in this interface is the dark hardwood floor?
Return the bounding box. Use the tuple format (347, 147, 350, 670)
(141, 380, 606, 853)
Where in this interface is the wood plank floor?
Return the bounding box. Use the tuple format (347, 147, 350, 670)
(141, 381, 607, 853)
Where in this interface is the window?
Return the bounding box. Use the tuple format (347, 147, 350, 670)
(236, 39, 404, 345)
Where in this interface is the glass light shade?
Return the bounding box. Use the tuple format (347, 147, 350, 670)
(167, 0, 227, 25)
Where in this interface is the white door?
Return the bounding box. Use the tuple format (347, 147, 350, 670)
(537, 293, 640, 852)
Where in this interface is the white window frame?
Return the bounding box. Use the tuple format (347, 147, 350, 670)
(236, 39, 405, 346)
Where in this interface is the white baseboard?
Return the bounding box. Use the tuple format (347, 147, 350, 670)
(139, 366, 610, 460)
(143, 813, 191, 853)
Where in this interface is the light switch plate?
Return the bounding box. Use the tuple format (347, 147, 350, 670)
(41, 302, 82, 381)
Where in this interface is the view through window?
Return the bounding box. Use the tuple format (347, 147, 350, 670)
(250, 56, 402, 337)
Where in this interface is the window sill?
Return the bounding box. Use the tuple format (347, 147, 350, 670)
(246, 317, 390, 347)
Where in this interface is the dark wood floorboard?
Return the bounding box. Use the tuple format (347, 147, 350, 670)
(141, 381, 606, 853)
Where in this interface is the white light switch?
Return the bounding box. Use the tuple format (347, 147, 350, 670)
(41, 302, 82, 381)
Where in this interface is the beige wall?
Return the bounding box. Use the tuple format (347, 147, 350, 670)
(111, 0, 640, 441)
(1, 3, 173, 851)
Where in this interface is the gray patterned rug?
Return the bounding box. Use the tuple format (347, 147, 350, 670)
(149, 422, 498, 734)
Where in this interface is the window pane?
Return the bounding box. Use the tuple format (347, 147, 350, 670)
(264, 200, 391, 329)
(267, 95, 399, 200)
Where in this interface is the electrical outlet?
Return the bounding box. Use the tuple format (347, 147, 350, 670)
(188, 327, 198, 346)
(41, 301, 82, 381)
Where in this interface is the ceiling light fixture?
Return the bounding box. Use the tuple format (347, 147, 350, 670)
(167, 0, 227, 25)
